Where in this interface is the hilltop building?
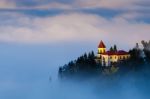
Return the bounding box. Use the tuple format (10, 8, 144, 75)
(96, 40, 130, 66)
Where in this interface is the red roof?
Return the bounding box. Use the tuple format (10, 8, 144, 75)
(117, 50, 129, 55)
(98, 40, 106, 48)
(102, 51, 115, 55)
(102, 50, 129, 56)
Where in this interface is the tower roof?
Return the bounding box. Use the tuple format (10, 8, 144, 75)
(98, 40, 106, 48)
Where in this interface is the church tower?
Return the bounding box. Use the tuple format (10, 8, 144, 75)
(96, 40, 106, 64)
(98, 40, 106, 54)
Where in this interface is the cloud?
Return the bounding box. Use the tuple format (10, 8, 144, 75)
(0, 0, 150, 11)
(0, 12, 149, 48)
(0, 0, 149, 22)
(0, 0, 16, 9)
(30, 2, 73, 10)
(0, 13, 104, 43)
(0, 0, 72, 10)
(75, 0, 136, 9)
(117, 11, 150, 20)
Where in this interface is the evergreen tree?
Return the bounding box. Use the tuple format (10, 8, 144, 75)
(135, 43, 139, 49)
(114, 45, 117, 52)
(110, 47, 113, 52)
(109, 45, 117, 52)
(83, 53, 88, 60)
(142, 40, 150, 63)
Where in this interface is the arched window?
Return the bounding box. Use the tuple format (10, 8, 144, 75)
(110, 56, 112, 59)
(123, 56, 126, 59)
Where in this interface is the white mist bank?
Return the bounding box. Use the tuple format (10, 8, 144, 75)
(49, 72, 150, 99)
(0, 44, 150, 99)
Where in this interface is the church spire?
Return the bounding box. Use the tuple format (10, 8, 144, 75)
(98, 40, 106, 48)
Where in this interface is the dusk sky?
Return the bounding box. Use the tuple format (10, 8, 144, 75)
(0, 0, 150, 99)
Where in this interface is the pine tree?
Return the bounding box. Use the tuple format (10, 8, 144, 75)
(135, 43, 139, 49)
(114, 45, 117, 52)
(110, 47, 113, 52)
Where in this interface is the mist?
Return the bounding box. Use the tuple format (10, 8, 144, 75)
(0, 43, 150, 99)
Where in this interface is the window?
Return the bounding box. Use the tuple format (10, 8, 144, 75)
(103, 57, 105, 61)
(123, 56, 126, 59)
(120, 56, 122, 60)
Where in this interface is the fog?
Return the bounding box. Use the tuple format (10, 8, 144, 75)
(0, 43, 150, 99)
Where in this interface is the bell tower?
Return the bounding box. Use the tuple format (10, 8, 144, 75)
(98, 40, 106, 54)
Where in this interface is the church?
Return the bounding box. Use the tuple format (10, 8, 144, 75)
(96, 40, 130, 66)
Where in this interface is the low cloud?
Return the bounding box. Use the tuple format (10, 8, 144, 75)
(0, 12, 149, 48)
(0, 0, 16, 9)
(75, 0, 136, 9)
(0, 0, 149, 23)
(0, 0, 150, 11)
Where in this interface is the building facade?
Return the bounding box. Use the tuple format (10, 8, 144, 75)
(96, 40, 130, 66)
